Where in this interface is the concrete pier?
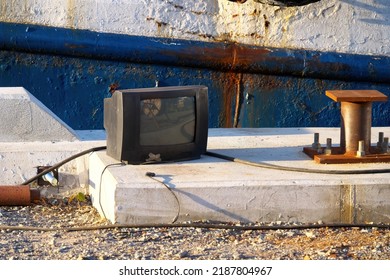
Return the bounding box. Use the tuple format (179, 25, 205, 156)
(88, 127, 390, 225)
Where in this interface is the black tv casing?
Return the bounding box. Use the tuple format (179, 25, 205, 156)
(104, 85, 209, 164)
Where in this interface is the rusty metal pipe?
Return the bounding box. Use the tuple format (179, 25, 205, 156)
(0, 185, 40, 206)
(340, 101, 372, 155)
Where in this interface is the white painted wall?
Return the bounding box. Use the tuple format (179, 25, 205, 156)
(1, 0, 389, 56)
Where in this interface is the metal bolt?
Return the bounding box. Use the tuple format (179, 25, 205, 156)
(324, 138, 332, 155)
(313, 132, 319, 143)
(311, 133, 321, 152)
(356, 140, 365, 157)
(382, 137, 389, 153)
(377, 132, 384, 148)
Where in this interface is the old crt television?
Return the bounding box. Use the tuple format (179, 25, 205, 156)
(104, 85, 208, 164)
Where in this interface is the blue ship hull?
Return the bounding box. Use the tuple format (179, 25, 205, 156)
(1, 22, 389, 130)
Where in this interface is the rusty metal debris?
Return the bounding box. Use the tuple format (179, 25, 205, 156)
(303, 90, 390, 164)
(229, 0, 321, 6)
(253, 0, 321, 6)
(0, 185, 40, 206)
(228, 0, 248, 3)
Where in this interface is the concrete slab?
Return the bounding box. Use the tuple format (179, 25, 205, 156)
(0, 131, 105, 197)
(88, 127, 390, 225)
(0, 87, 77, 142)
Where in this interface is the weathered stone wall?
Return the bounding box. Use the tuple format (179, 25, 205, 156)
(1, 0, 389, 56)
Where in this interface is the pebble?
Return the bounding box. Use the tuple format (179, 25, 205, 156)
(286, 231, 296, 237)
(305, 231, 316, 238)
(228, 235, 236, 242)
(58, 246, 71, 253)
(1, 199, 390, 260)
(179, 250, 190, 258)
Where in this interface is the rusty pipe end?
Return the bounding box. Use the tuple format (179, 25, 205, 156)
(0, 185, 41, 206)
(30, 188, 41, 202)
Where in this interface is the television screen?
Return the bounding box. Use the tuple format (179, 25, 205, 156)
(140, 96, 195, 146)
(104, 85, 208, 164)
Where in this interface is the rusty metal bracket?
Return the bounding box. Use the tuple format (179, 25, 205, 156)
(303, 90, 390, 164)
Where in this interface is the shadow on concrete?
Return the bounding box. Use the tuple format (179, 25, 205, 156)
(155, 174, 252, 223)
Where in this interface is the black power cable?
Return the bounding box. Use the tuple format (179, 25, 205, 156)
(11, 145, 390, 232)
(98, 162, 126, 220)
(21, 145, 390, 188)
(205, 151, 390, 175)
(1, 221, 390, 232)
(145, 172, 180, 224)
(22, 146, 107, 186)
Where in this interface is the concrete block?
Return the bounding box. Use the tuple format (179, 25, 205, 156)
(0, 87, 77, 142)
(88, 128, 390, 225)
(0, 131, 105, 197)
(355, 185, 390, 223)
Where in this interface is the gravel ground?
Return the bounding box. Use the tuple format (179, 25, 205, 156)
(1, 196, 390, 260)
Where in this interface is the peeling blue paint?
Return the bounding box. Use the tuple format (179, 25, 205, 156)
(0, 22, 389, 129)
